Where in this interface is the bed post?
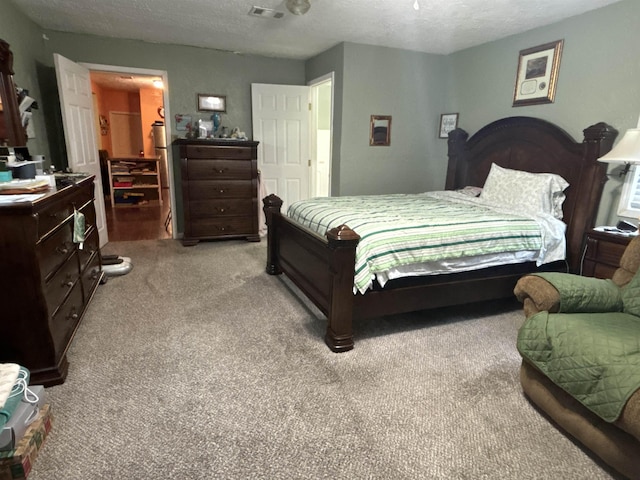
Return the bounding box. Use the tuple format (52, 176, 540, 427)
(325, 225, 360, 352)
(445, 128, 469, 189)
(564, 122, 617, 272)
(263, 194, 283, 275)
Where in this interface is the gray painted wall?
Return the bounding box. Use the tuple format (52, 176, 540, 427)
(0, 2, 51, 162)
(3, 0, 637, 233)
(41, 31, 306, 144)
(447, 0, 640, 225)
(339, 43, 448, 195)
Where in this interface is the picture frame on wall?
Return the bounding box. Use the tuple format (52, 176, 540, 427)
(513, 39, 563, 107)
(438, 113, 459, 138)
(197, 94, 227, 112)
(370, 115, 392, 146)
(175, 114, 192, 131)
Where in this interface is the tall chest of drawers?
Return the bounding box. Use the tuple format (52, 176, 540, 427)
(176, 139, 260, 245)
(0, 175, 103, 386)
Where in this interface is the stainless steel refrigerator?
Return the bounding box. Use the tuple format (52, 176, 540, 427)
(152, 121, 168, 188)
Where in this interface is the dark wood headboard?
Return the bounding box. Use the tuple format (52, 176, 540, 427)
(445, 116, 617, 273)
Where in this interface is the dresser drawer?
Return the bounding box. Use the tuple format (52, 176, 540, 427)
(81, 251, 102, 302)
(187, 180, 253, 199)
(185, 159, 252, 180)
(49, 280, 84, 357)
(43, 250, 80, 317)
(37, 222, 75, 281)
(185, 145, 252, 159)
(189, 217, 254, 237)
(36, 187, 93, 239)
(79, 199, 96, 230)
(189, 199, 254, 218)
(77, 227, 100, 273)
(585, 237, 628, 267)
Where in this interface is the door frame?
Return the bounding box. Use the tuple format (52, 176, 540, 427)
(308, 72, 334, 197)
(81, 62, 176, 238)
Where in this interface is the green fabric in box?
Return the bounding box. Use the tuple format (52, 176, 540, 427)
(0, 366, 30, 429)
(518, 311, 640, 422)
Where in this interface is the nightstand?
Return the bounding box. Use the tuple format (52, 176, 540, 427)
(582, 229, 633, 279)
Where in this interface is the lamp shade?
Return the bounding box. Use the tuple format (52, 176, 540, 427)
(598, 128, 640, 164)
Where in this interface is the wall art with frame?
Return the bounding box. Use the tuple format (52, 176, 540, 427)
(513, 40, 563, 107)
(370, 115, 391, 146)
(197, 94, 227, 112)
(438, 113, 459, 138)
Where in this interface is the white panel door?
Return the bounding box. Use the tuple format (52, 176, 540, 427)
(54, 53, 108, 247)
(251, 83, 310, 214)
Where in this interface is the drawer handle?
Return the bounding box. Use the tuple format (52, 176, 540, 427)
(56, 246, 69, 255)
(219, 189, 225, 193)
(90, 270, 100, 280)
(220, 207, 225, 213)
(65, 280, 74, 288)
(66, 308, 79, 321)
(215, 168, 226, 174)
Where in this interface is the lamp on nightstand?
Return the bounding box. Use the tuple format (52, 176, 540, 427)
(598, 117, 640, 176)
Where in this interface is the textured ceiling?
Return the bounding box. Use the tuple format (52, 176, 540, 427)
(90, 71, 161, 91)
(10, 0, 623, 60)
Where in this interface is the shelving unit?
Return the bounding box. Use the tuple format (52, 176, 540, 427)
(107, 157, 163, 208)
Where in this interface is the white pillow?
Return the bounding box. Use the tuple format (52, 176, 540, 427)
(456, 186, 483, 197)
(480, 163, 569, 218)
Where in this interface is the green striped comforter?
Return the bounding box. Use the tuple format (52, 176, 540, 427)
(287, 192, 554, 294)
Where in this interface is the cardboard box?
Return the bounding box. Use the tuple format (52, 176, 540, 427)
(0, 404, 53, 480)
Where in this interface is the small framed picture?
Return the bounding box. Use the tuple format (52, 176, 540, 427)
(174, 114, 192, 131)
(513, 40, 563, 107)
(438, 113, 459, 138)
(370, 115, 392, 146)
(197, 94, 226, 112)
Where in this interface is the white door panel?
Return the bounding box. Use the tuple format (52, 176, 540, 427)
(252, 83, 310, 214)
(54, 53, 108, 247)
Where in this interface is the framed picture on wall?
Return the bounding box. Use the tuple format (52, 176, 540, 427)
(175, 114, 192, 131)
(197, 94, 227, 112)
(438, 113, 459, 138)
(513, 40, 563, 107)
(370, 115, 391, 146)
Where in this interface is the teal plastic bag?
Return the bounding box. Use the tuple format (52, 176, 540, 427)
(73, 208, 85, 249)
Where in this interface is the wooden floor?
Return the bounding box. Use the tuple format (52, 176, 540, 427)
(105, 188, 172, 242)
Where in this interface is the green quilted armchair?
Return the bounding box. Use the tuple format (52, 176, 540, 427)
(513, 235, 640, 480)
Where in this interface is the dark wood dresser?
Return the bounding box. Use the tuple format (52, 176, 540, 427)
(582, 229, 633, 279)
(176, 139, 260, 245)
(0, 175, 103, 386)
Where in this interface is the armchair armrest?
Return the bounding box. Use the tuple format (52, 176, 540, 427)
(514, 273, 623, 317)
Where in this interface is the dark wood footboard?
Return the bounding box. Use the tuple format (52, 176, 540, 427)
(263, 193, 556, 352)
(264, 194, 360, 351)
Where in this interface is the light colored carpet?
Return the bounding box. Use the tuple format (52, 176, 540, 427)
(27, 239, 618, 479)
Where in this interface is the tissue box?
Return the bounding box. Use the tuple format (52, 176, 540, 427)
(0, 404, 53, 480)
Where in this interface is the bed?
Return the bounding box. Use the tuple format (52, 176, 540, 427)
(263, 116, 617, 352)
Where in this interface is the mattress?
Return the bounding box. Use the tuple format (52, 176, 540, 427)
(287, 191, 566, 294)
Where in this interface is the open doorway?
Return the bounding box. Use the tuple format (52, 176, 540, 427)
(309, 73, 333, 198)
(86, 66, 175, 241)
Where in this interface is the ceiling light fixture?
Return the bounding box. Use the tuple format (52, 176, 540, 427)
(413, 0, 420, 10)
(286, 0, 311, 15)
(152, 79, 164, 89)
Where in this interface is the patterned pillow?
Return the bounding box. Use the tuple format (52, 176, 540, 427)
(480, 163, 569, 218)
